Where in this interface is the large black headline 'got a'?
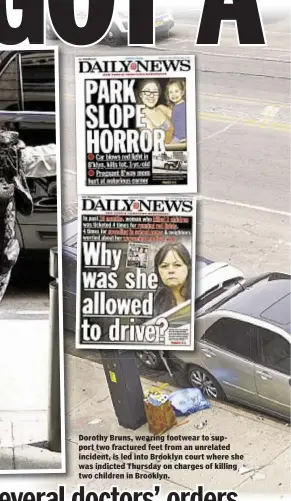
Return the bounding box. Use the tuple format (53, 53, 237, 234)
(0, 0, 265, 46)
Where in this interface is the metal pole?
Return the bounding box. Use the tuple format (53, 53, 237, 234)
(100, 349, 147, 430)
(47, 247, 61, 452)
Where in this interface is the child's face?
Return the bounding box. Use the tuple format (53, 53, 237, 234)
(168, 83, 184, 104)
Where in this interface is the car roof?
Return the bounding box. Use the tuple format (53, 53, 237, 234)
(218, 273, 291, 334)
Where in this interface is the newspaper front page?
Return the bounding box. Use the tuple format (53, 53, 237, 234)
(75, 55, 196, 195)
(76, 195, 196, 350)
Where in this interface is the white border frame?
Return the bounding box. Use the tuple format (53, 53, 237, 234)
(0, 45, 66, 475)
(75, 54, 197, 195)
(76, 195, 196, 351)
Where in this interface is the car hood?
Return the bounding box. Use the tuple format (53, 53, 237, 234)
(196, 262, 244, 299)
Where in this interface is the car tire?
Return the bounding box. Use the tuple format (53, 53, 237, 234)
(164, 163, 169, 169)
(187, 365, 226, 400)
(136, 351, 165, 370)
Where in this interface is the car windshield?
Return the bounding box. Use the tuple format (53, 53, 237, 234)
(202, 272, 291, 317)
(195, 277, 244, 311)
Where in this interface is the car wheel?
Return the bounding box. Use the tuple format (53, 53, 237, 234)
(187, 365, 225, 400)
(136, 351, 165, 370)
(164, 163, 169, 169)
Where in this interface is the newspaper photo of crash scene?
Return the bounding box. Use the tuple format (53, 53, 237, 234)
(76, 195, 196, 350)
(0, 48, 65, 473)
(75, 55, 196, 195)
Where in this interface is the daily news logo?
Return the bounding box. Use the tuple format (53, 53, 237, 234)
(78, 59, 192, 74)
(82, 198, 193, 213)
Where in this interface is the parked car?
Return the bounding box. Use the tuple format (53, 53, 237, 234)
(164, 272, 291, 420)
(0, 51, 57, 259)
(136, 257, 245, 369)
(46, 8, 174, 45)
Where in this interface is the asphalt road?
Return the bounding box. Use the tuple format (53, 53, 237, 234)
(1, 14, 290, 337)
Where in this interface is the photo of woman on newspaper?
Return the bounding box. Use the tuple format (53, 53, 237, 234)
(137, 79, 174, 145)
(138, 78, 187, 147)
(153, 242, 191, 317)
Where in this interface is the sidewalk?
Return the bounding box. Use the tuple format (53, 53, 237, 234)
(0, 320, 62, 471)
(0, 327, 290, 497)
(61, 355, 290, 496)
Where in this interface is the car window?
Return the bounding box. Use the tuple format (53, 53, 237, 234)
(257, 327, 290, 375)
(0, 55, 22, 111)
(63, 254, 77, 294)
(202, 318, 256, 360)
(20, 51, 55, 112)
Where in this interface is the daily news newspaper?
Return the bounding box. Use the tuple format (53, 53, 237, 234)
(75, 55, 196, 195)
(76, 195, 196, 350)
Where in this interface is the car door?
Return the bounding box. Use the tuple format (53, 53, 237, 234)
(63, 251, 77, 333)
(199, 317, 258, 405)
(254, 326, 291, 419)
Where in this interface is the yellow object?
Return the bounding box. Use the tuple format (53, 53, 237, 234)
(109, 370, 117, 383)
(144, 383, 169, 399)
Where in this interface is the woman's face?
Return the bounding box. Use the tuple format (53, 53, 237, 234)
(158, 250, 188, 290)
(139, 82, 160, 108)
(168, 83, 184, 104)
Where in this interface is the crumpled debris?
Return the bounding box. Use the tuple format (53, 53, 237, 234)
(238, 465, 255, 476)
(256, 415, 264, 421)
(251, 472, 266, 481)
(88, 418, 103, 425)
(194, 420, 208, 430)
(238, 464, 266, 481)
(175, 419, 190, 428)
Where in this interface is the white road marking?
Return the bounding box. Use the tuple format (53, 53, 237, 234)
(259, 105, 280, 123)
(199, 120, 240, 144)
(199, 195, 291, 217)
